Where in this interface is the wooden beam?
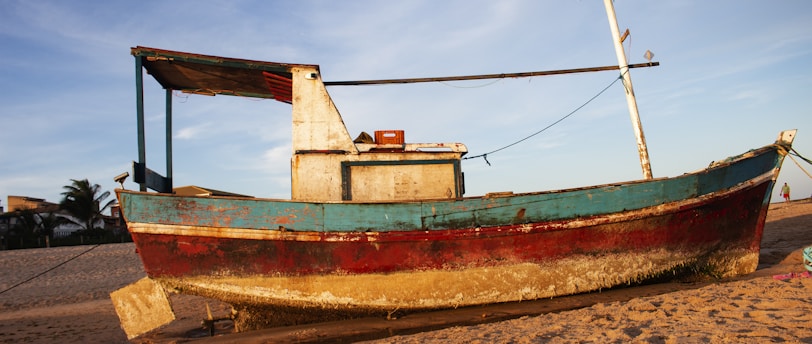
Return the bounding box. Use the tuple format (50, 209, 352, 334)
(323, 62, 659, 86)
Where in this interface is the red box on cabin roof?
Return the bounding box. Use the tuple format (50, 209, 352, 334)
(375, 130, 405, 144)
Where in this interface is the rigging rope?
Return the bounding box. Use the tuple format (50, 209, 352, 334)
(463, 73, 625, 165)
(791, 148, 812, 165)
(0, 244, 101, 296)
(789, 148, 812, 180)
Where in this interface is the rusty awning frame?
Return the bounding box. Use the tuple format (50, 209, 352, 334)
(130, 46, 316, 192)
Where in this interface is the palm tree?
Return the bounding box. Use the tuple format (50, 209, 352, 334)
(9, 207, 68, 248)
(59, 179, 115, 234)
(37, 212, 66, 247)
(11, 208, 39, 248)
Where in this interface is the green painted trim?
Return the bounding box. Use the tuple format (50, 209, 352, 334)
(165, 89, 173, 190)
(135, 56, 146, 192)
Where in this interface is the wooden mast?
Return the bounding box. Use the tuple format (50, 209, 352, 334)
(604, 0, 653, 179)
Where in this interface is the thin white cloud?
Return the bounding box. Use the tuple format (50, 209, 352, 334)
(175, 124, 210, 140)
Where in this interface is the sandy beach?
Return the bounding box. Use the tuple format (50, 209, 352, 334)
(1, 200, 811, 343)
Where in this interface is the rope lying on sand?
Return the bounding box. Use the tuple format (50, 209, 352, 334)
(0, 244, 101, 296)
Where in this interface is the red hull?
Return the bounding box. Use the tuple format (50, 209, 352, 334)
(132, 180, 770, 279)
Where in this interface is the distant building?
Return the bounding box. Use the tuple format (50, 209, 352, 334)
(2, 196, 61, 246)
(106, 204, 126, 236)
(7, 196, 58, 213)
(0, 195, 124, 249)
(1, 196, 80, 240)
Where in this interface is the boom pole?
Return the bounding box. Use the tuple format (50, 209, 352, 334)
(323, 62, 658, 86)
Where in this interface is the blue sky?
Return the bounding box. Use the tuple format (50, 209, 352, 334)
(1, 0, 810, 208)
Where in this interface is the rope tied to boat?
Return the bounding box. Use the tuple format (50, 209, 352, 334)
(788, 148, 812, 180)
(775, 144, 789, 157)
(464, 72, 626, 164)
(790, 147, 812, 164)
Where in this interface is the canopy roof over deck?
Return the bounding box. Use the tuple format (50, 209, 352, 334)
(131, 47, 322, 193)
(131, 46, 319, 103)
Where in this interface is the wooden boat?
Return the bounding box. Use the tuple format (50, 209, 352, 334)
(111, 3, 796, 339)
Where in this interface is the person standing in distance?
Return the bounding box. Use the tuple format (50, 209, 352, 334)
(781, 183, 791, 203)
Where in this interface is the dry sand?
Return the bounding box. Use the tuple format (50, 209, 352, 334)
(1, 200, 811, 343)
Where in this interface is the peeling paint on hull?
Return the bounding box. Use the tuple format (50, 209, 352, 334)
(157, 248, 759, 311)
(130, 179, 769, 279)
(116, 142, 789, 328)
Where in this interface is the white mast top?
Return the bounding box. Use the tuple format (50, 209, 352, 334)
(604, 0, 653, 179)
